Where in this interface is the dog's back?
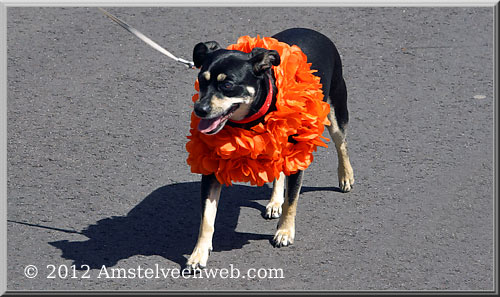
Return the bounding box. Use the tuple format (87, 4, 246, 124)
(272, 28, 342, 101)
(272, 28, 348, 130)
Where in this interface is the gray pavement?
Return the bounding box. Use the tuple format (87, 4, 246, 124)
(6, 6, 495, 291)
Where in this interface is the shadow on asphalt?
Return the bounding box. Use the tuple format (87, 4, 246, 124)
(48, 182, 276, 269)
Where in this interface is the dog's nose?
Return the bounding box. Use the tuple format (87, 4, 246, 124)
(194, 102, 211, 118)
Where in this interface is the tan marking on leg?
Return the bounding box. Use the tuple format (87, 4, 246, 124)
(202, 71, 210, 81)
(187, 182, 222, 269)
(326, 101, 354, 192)
(217, 73, 227, 81)
(273, 173, 303, 247)
(273, 194, 297, 247)
(265, 172, 285, 219)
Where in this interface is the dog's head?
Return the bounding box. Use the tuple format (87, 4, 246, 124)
(192, 41, 280, 135)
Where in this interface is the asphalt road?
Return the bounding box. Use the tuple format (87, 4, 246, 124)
(6, 6, 495, 291)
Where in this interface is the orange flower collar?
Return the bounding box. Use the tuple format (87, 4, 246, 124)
(186, 35, 331, 186)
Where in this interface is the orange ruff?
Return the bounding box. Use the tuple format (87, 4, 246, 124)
(186, 35, 331, 186)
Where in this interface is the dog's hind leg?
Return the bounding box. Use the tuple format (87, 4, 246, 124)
(187, 174, 222, 271)
(265, 172, 285, 219)
(272, 170, 303, 247)
(326, 80, 354, 192)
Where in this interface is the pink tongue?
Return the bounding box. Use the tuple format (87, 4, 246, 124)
(198, 116, 224, 134)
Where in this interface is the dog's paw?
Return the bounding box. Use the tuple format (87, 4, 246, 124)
(272, 226, 295, 248)
(339, 177, 354, 192)
(265, 201, 282, 219)
(186, 245, 212, 271)
(338, 166, 354, 193)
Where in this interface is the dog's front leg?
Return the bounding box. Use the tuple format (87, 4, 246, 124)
(265, 172, 285, 219)
(187, 174, 222, 270)
(272, 170, 304, 247)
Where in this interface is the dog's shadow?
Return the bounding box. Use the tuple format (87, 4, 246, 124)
(49, 182, 276, 269)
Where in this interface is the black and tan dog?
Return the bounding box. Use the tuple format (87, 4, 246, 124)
(187, 28, 354, 270)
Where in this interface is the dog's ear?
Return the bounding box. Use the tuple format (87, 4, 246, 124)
(193, 41, 221, 68)
(249, 47, 280, 75)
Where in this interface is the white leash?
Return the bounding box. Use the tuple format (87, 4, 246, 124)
(98, 8, 195, 69)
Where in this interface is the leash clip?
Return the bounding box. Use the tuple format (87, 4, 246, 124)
(177, 58, 196, 69)
(99, 8, 196, 70)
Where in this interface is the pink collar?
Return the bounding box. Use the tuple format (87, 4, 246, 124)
(229, 77, 273, 124)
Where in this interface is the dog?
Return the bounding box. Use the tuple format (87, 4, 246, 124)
(186, 28, 354, 270)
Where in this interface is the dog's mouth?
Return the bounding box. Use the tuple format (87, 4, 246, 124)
(197, 104, 239, 135)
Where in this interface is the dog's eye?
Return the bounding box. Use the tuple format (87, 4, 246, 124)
(220, 82, 234, 91)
